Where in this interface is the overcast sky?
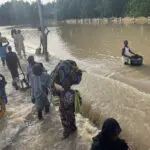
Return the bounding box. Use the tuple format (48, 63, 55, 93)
(0, 0, 54, 5)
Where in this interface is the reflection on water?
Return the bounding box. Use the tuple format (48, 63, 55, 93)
(58, 24, 150, 59)
(53, 24, 150, 150)
(58, 24, 150, 86)
(1, 24, 150, 150)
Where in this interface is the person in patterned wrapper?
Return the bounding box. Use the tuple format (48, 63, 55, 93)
(51, 60, 82, 139)
(54, 83, 82, 139)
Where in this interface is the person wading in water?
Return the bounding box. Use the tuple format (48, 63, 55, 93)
(6, 46, 21, 90)
(14, 30, 26, 58)
(31, 63, 51, 120)
(122, 40, 136, 65)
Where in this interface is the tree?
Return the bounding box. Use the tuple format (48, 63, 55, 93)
(0, 0, 150, 25)
(0, 1, 55, 25)
(126, 0, 150, 17)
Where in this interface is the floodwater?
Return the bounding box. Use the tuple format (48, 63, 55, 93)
(1, 24, 150, 150)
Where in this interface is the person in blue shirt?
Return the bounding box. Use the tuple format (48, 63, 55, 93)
(0, 41, 9, 66)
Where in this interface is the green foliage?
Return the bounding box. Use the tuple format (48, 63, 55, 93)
(0, 0, 150, 25)
(56, 0, 150, 20)
(56, 0, 128, 20)
(127, 0, 150, 17)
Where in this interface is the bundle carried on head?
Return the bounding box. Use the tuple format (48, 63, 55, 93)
(50, 60, 82, 89)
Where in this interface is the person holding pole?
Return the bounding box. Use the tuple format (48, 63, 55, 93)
(39, 27, 49, 54)
(37, 0, 49, 61)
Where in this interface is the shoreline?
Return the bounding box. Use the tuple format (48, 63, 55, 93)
(60, 17, 150, 25)
(0, 17, 150, 28)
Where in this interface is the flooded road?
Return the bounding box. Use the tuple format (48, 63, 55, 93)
(0, 27, 98, 150)
(1, 24, 150, 149)
(0, 55, 97, 150)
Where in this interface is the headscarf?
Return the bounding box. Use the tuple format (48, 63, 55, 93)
(100, 118, 122, 140)
(91, 118, 128, 150)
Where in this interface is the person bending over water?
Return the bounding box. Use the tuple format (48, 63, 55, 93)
(122, 40, 136, 65)
(91, 118, 129, 150)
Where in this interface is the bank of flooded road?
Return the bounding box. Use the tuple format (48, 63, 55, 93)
(1, 24, 150, 150)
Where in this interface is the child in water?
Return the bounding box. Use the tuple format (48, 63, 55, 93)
(54, 83, 82, 139)
(91, 118, 129, 150)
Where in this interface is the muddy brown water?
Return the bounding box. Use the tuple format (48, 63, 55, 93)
(1, 24, 150, 149)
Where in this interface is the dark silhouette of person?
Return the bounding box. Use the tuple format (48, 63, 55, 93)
(91, 118, 129, 150)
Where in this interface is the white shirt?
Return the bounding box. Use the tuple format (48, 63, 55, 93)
(124, 47, 132, 57)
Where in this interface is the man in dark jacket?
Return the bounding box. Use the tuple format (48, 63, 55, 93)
(6, 46, 21, 90)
